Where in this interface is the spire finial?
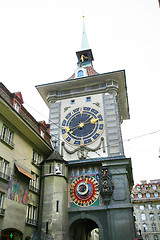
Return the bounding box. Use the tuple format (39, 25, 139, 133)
(81, 16, 90, 50)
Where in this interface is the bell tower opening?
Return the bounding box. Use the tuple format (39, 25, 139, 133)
(70, 218, 99, 240)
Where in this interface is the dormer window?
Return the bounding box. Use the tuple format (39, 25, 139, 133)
(14, 101, 20, 113)
(41, 129, 45, 138)
(75, 67, 87, 78)
(77, 70, 84, 77)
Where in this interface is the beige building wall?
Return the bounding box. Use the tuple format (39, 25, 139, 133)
(0, 84, 52, 239)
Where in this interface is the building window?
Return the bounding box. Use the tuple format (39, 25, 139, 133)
(8, 130, 14, 145)
(29, 173, 39, 194)
(158, 213, 160, 220)
(55, 164, 61, 174)
(148, 204, 153, 210)
(150, 213, 154, 221)
(138, 193, 142, 198)
(156, 205, 160, 210)
(1, 125, 7, 141)
(0, 158, 9, 181)
(56, 200, 59, 212)
(41, 129, 45, 138)
(77, 70, 84, 77)
(14, 101, 20, 113)
(26, 205, 37, 226)
(71, 99, 75, 104)
(153, 185, 157, 190)
(146, 193, 150, 198)
(32, 150, 41, 165)
(86, 96, 91, 102)
(143, 223, 148, 232)
(152, 223, 157, 232)
(0, 192, 5, 214)
(154, 235, 159, 240)
(0, 125, 14, 148)
(140, 205, 145, 210)
(141, 213, 146, 221)
(154, 192, 158, 197)
(137, 185, 141, 191)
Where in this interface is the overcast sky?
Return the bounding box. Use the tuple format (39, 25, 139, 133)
(0, 0, 160, 184)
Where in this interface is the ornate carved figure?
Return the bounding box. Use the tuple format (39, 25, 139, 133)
(99, 167, 114, 204)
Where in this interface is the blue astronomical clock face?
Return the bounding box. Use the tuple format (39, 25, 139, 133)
(61, 107, 104, 146)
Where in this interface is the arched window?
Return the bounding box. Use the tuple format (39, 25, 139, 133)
(154, 235, 159, 240)
(152, 223, 157, 232)
(143, 223, 148, 232)
(77, 70, 84, 77)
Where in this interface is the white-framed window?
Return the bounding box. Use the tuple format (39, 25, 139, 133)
(77, 70, 84, 77)
(32, 206, 37, 221)
(150, 213, 154, 221)
(8, 130, 14, 145)
(148, 204, 153, 210)
(26, 204, 37, 224)
(27, 204, 32, 220)
(30, 172, 39, 192)
(138, 193, 142, 198)
(153, 185, 157, 190)
(1, 125, 7, 141)
(137, 185, 141, 191)
(14, 101, 20, 113)
(0, 158, 9, 180)
(41, 129, 45, 138)
(156, 204, 160, 210)
(0, 192, 4, 209)
(143, 223, 148, 232)
(152, 223, 157, 232)
(146, 193, 150, 198)
(32, 150, 41, 165)
(154, 192, 158, 197)
(140, 205, 145, 210)
(1, 125, 14, 147)
(141, 213, 146, 221)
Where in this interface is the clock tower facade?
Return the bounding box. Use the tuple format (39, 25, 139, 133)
(36, 21, 136, 240)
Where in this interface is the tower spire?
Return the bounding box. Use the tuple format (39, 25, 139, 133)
(81, 16, 89, 50)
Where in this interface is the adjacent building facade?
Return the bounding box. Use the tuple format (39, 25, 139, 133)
(0, 83, 53, 239)
(132, 180, 160, 240)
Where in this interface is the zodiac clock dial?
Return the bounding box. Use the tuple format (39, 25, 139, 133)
(70, 175, 100, 207)
(61, 107, 104, 146)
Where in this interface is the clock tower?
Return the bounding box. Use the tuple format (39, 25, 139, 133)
(36, 19, 136, 240)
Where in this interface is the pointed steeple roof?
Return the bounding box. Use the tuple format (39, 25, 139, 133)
(68, 17, 98, 79)
(81, 16, 90, 50)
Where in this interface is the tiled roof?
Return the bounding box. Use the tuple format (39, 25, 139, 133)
(0, 82, 52, 146)
(68, 66, 98, 80)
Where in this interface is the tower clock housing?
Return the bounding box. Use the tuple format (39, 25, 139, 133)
(36, 20, 136, 240)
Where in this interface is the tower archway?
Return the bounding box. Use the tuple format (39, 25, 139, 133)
(69, 215, 104, 240)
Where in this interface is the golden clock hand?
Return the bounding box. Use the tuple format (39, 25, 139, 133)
(62, 126, 70, 132)
(90, 118, 99, 124)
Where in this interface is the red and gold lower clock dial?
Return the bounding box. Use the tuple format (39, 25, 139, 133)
(70, 175, 99, 207)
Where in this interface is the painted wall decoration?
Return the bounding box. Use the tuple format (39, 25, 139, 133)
(69, 166, 101, 208)
(6, 175, 32, 205)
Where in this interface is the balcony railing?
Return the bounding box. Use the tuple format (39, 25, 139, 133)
(29, 185, 40, 194)
(0, 136, 14, 148)
(0, 171, 10, 181)
(25, 217, 38, 226)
